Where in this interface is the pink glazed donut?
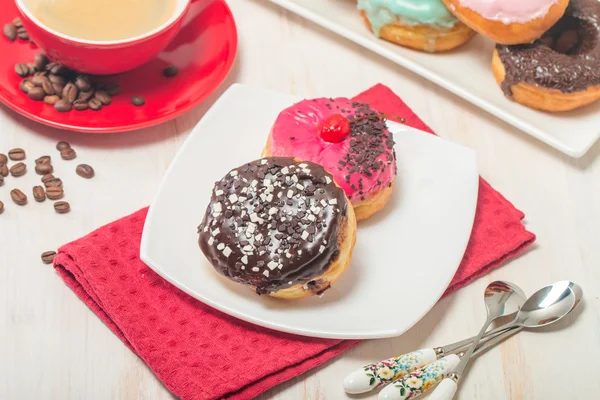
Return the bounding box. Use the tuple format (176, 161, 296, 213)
(263, 98, 397, 221)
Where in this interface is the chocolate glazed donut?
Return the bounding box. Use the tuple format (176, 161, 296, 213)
(492, 0, 600, 112)
(198, 157, 357, 299)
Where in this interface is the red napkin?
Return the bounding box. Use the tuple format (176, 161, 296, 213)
(54, 84, 535, 400)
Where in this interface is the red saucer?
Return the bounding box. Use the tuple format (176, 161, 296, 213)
(0, 0, 237, 133)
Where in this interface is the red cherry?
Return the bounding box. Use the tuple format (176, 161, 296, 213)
(321, 114, 351, 143)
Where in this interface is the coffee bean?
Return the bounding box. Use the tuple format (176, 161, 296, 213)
(8, 148, 25, 161)
(49, 74, 66, 85)
(17, 31, 29, 41)
(33, 185, 46, 202)
(106, 82, 120, 96)
(46, 186, 64, 200)
(88, 98, 103, 111)
(44, 95, 60, 105)
(28, 63, 38, 75)
(60, 148, 76, 160)
(73, 100, 89, 111)
(50, 64, 68, 76)
(10, 162, 26, 177)
(77, 89, 94, 102)
(15, 63, 29, 77)
(28, 87, 46, 101)
(41, 173, 54, 184)
(0, 200, 3, 214)
(44, 178, 62, 188)
(74, 75, 91, 91)
(34, 54, 49, 71)
(56, 141, 70, 151)
(76, 164, 94, 179)
(41, 250, 56, 264)
(13, 17, 23, 28)
(4, 23, 17, 41)
(163, 65, 179, 78)
(0, 153, 7, 165)
(20, 79, 34, 93)
(35, 162, 53, 175)
(31, 75, 47, 87)
(36, 155, 51, 164)
(52, 83, 65, 96)
(11, 189, 27, 205)
(62, 82, 78, 103)
(131, 95, 145, 106)
(0, 165, 8, 177)
(42, 79, 55, 96)
(54, 201, 70, 214)
(55, 100, 72, 113)
(95, 82, 106, 90)
(94, 90, 111, 105)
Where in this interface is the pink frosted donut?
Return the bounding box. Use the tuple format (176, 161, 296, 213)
(264, 98, 397, 221)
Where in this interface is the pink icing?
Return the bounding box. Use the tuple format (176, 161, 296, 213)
(457, 0, 559, 24)
(268, 98, 396, 202)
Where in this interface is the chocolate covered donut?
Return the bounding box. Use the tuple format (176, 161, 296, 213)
(198, 157, 357, 299)
(493, 0, 600, 112)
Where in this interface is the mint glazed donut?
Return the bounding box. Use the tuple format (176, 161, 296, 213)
(357, 0, 476, 52)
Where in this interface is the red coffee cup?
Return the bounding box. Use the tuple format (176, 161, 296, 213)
(15, 0, 193, 75)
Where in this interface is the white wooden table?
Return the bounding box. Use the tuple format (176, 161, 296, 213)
(1, 1, 599, 399)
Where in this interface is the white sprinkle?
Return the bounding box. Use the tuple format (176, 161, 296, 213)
(303, 168, 310, 174)
(223, 247, 232, 257)
(238, 196, 247, 202)
(255, 233, 263, 242)
(259, 251, 266, 256)
(213, 212, 221, 218)
(266, 194, 273, 202)
(303, 283, 309, 290)
(230, 170, 238, 177)
(308, 214, 316, 222)
(260, 193, 267, 201)
(329, 199, 337, 205)
(278, 265, 283, 270)
(296, 184, 304, 190)
(241, 266, 245, 270)
(252, 267, 259, 272)
(277, 192, 283, 199)
(243, 245, 253, 252)
(281, 167, 289, 174)
(203, 226, 209, 232)
(320, 199, 327, 207)
(250, 213, 260, 223)
(263, 270, 270, 277)
(217, 243, 225, 250)
(263, 178, 271, 186)
(245, 231, 252, 239)
(241, 187, 248, 194)
(241, 210, 246, 218)
(241, 255, 248, 264)
(319, 245, 325, 253)
(325, 176, 332, 184)
(261, 159, 268, 165)
(323, 240, 327, 245)
(251, 180, 258, 187)
(287, 190, 294, 198)
(286, 253, 292, 258)
(208, 237, 214, 246)
(291, 175, 299, 183)
(267, 261, 279, 270)
(247, 224, 256, 234)
(213, 203, 222, 212)
(301, 231, 309, 240)
(229, 194, 238, 203)
(288, 281, 293, 285)
(280, 217, 287, 222)
(269, 207, 278, 215)
(298, 163, 308, 168)
(298, 250, 302, 255)
(215, 189, 224, 196)
(212, 228, 220, 236)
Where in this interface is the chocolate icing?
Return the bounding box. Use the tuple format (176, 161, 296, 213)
(198, 157, 348, 295)
(497, 0, 600, 96)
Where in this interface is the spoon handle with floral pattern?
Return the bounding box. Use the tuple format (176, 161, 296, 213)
(377, 355, 461, 400)
(343, 349, 438, 394)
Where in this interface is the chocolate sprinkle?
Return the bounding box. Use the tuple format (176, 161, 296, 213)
(198, 158, 347, 295)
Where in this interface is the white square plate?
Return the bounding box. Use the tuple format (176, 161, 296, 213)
(140, 84, 479, 339)
(269, 0, 600, 158)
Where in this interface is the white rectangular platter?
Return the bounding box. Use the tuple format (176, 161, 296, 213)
(269, 0, 600, 158)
